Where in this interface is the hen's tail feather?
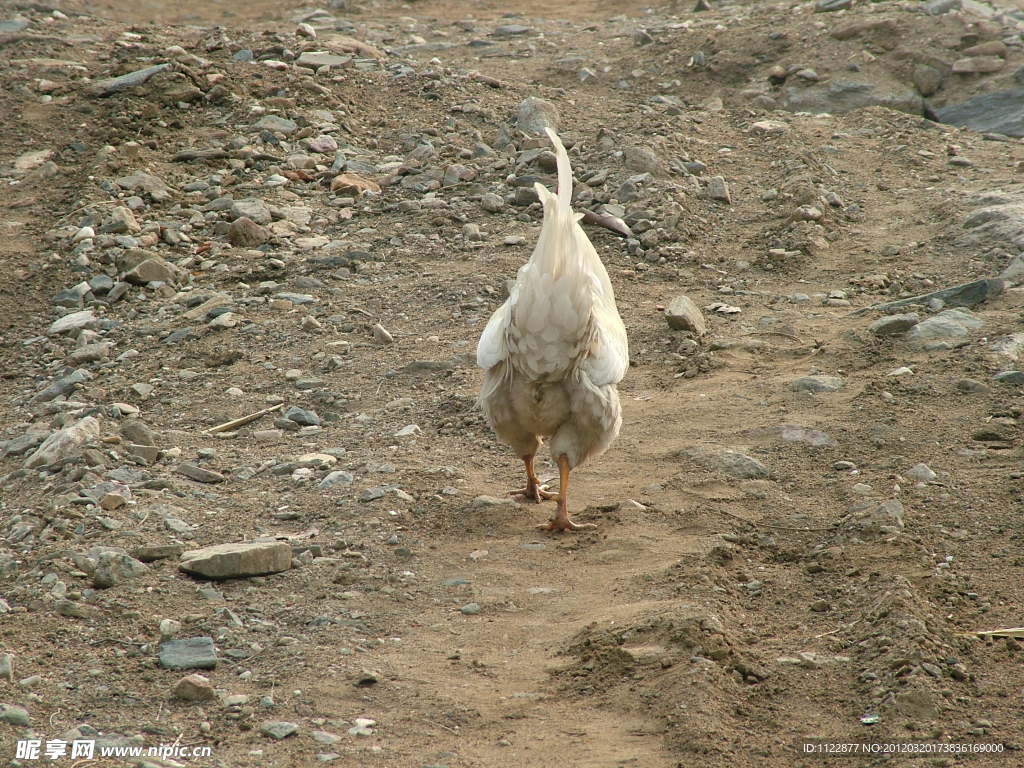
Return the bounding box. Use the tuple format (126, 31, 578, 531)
(544, 127, 573, 209)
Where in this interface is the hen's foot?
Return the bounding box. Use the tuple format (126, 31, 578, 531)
(510, 484, 559, 503)
(537, 513, 596, 532)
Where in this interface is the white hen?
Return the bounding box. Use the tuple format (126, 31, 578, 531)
(477, 128, 629, 532)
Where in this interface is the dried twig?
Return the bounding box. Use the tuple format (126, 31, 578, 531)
(963, 627, 1024, 639)
(204, 402, 283, 434)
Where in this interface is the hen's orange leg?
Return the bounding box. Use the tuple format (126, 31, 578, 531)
(510, 454, 558, 503)
(537, 454, 596, 532)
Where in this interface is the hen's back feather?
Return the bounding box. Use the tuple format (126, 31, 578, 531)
(476, 129, 628, 387)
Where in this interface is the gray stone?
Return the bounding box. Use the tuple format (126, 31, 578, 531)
(254, 115, 298, 134)
(121, 419, 157, 446)
(665, 295, 706, 335)
(0, 654, 12, 682)
(869, 313, 919, 336)
(230, 198, 272, 225)
(68, 342, 113, 365)
(622, 145, 663, 175)
(319, 470, 354, 488)
(261, 721, 299, 739)
(297, 51, 349, 68)
(781, 78, 922, 116)
(994, 371, 1024, 385)
(906, 463, 937, 484)
(955, 378, 990, 393)
(32, 368, 89, 403)
(48, 309, 97, 335)
(937, 87, 1024, 138)
(179, 541, 292, 579)
(159, 637, 218, 670)
(24, 416, 100, 469)
(907, 308, 983, 347)
(93, 552, 149, 588)
(791, 375, 844, 393)
(0, 703, 30, 726)
(746, 424, 837, 448)
(100, 206, 141, 234)
(177, 463, 225, 483)
(925, 0, 960, 13)
(480, 192, 504, 213)
(460, 602, 482, 615)
(1000, 254, 1024, 281)
(848, 499, 904, 536)
(856, 279, 1003, 314)
(88, 63, 171, 97)
(682, 446, 770, 479)
(707, 176, 731, 203)
(115, 171, 172, 202)
(815, 0, 851, 10)
(284, 406, 320, 426)
(516, 97, 559, 135)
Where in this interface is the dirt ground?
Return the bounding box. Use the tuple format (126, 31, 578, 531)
(2, 0, 1024, 766)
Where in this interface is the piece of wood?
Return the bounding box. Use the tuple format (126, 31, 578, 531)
(204, 402, 283, 434)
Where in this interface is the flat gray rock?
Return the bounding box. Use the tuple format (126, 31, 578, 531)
(937, 87, 1024, 138)
(159, 637, 217, 670)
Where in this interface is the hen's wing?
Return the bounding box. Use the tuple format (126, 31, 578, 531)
(583, 301, 629, 387)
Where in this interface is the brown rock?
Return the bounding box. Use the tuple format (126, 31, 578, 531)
(123, 257, 181, 286)
(952, 56, 1004, 74)
(831, 19, 897, 41)
(912, 64, 943, 96)
(330, 173, 381, 196)
(177, 463, 225, 483)
(228, 216, 269, 247)
(962, 40, 1007, 58)
(179, 541, 292, 579)
(172, 673, 215, 702)
(665, 295, 707, 336)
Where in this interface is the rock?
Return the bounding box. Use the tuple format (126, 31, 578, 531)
(952, 57, 1003, 74)
(907, 308, 983, 347)
(857, 279, 1003, 314)
(48, 309, 97, 335)
(93, 551, 148, 588)
(121, 419, 157, 446)
(925, 0, 960, 13)
(955, 378, 990, 393)
(320, 470, 354, 488)
(963, 40, 1007, 58)
(994, 371, 1024, 386)
(665, 295, 707, 335)
(847, 499, 904, 536)
(1000, 254, 1024, 282)
(159, 637, 218, 670)
(297, 52, 350, 68)
(516, 97, 559, 135)
(179, 541, 292, 579)
(32, 368, 90, 403)
(101, 206, 141, 234)
(255, 115, 298, 134)
(0, 654, 12, 682)
(470, 495, 518, 510)
(261, 721, 299, 739)
(622, 146, 662, 175)
(88, 63, 171, 97)
(133, 543, 185, 562)
(177, 463, 225, 483)
(284, 406, 320, 426)
(371, 323, 394, 345)
(937, 88, 1024, 137)
(869, 313, 919, 336)
(791, 375, 844, 393)
(173, 674, 215, 702)
(912, 64, 943, 97)
(707, 176, 731, 203)
(230, 198, 272, 224)
(115, 171, 172, 202)
(330, 173, 380, 196)
(0, 703, 30, 726)
(816, 0, 851, 8)
(745, 424, 837, 448)
(24, 416, 100, 469)
(906, 463, 937, 484)
(781, 78, 921, 116)
(228, 216, 269, 246)
(682, 446, 770, 479)
(123, 257, 181, 286)
(460, 602, 482, 615)
(749, 120, 789, 135)
(68, 341, 113, 365)
(480, 192, 505, 213)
